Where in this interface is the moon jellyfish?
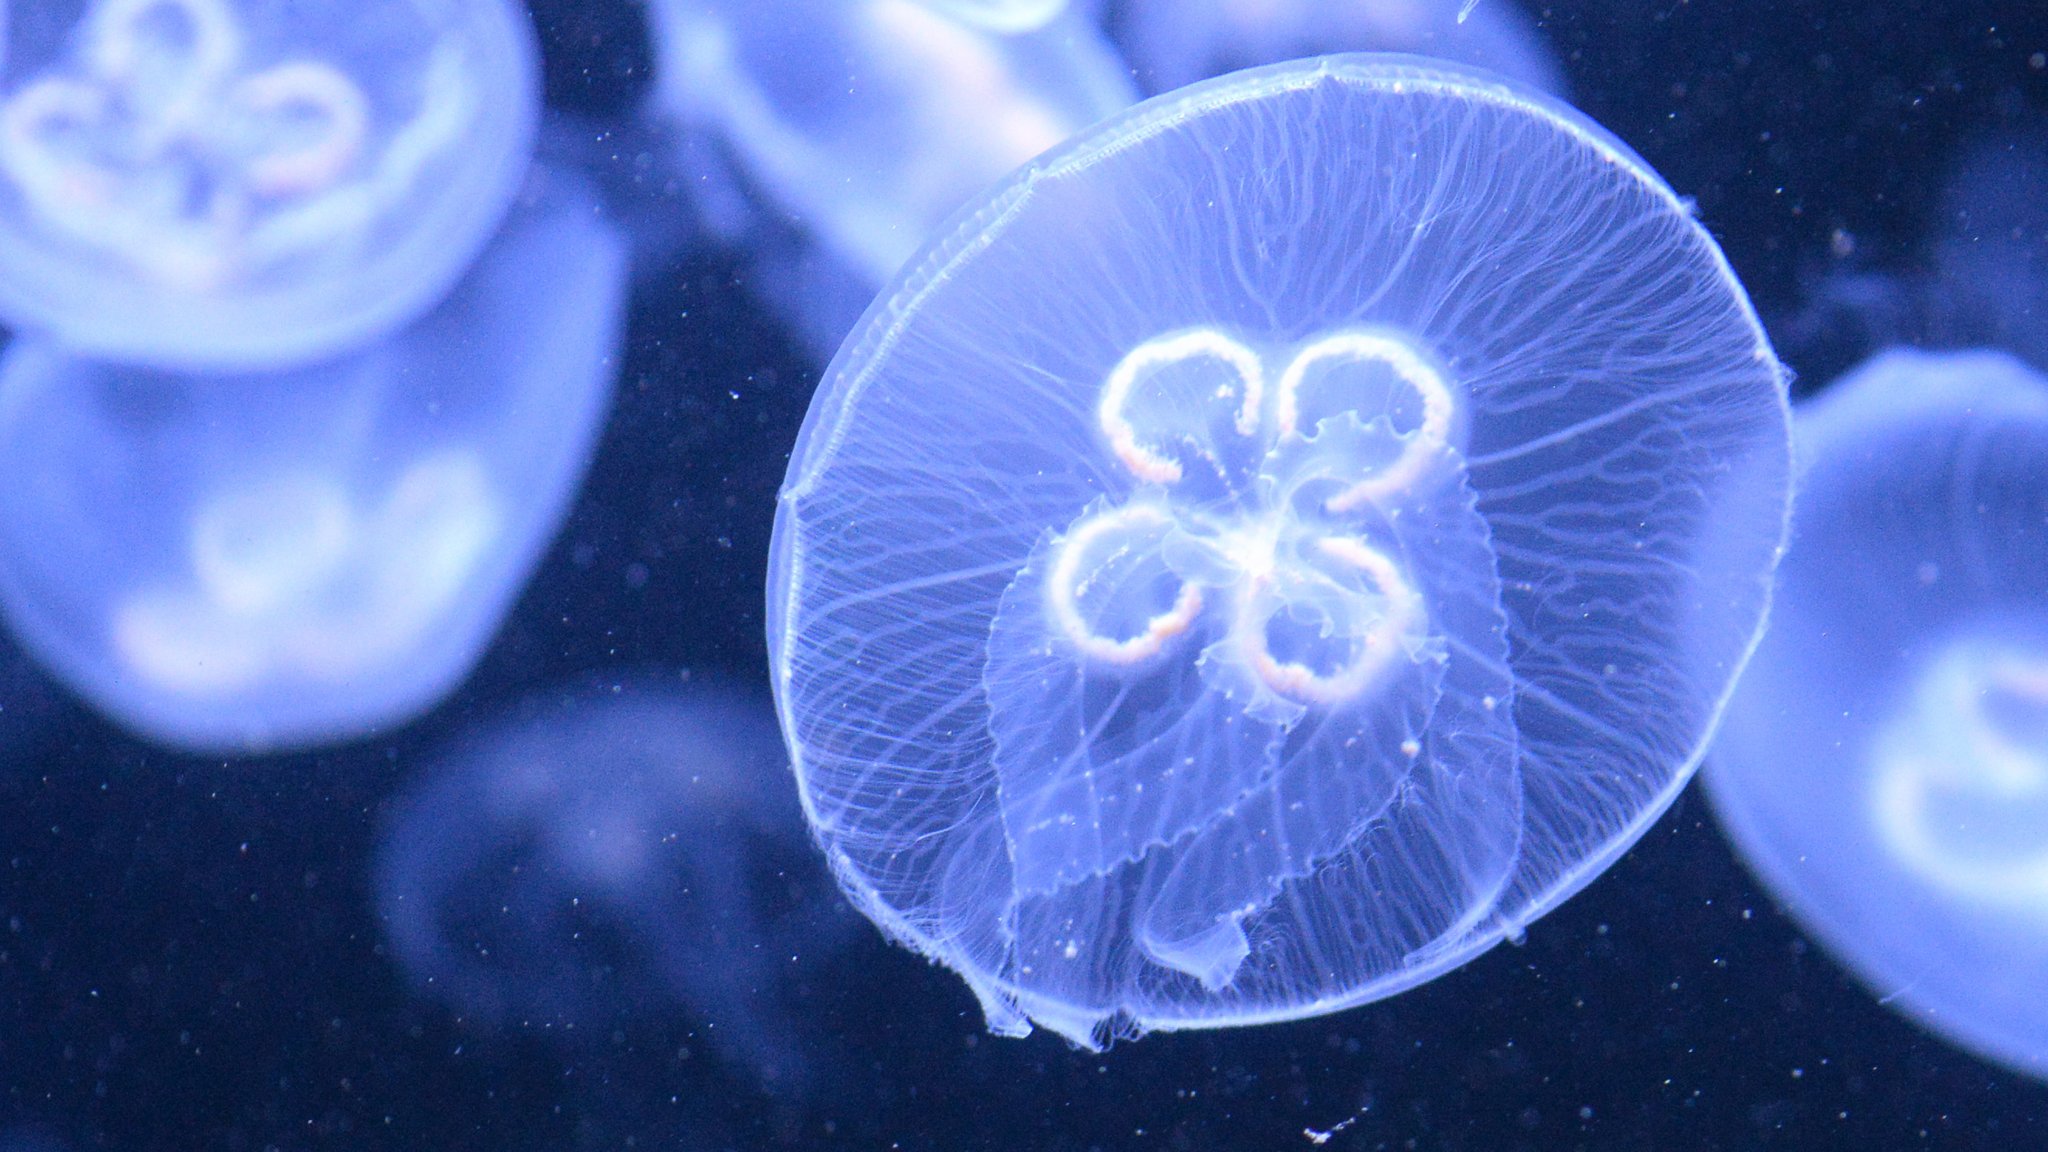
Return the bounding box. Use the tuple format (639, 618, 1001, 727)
(1111, 0, 1566, 98)
(1707, 348, 2048, 1081)
(0, 0, 539, 370)
(0, 168, 626, 753)
(645, 0, 1135, 358)
(376, 682, 834, 1093)
(768, 56, 1792, 1046)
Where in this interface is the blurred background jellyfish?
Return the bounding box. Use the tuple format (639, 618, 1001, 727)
(1932, 131, 2048, 373)
(1707, 347, 2048, 1082)
(0, 167, 626, 753)
(915, 0, 1070, 34)
(1769, 126, 2048, 388)
(642, 0, 1135, 359)
(0, 0, 539, 370)
(768, 56, 1792, 1047)
(375, 679, 844, 1096)
(1107, 0, 1565, 97)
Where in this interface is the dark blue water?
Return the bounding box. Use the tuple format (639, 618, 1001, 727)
(1, 1, 2044, 1148)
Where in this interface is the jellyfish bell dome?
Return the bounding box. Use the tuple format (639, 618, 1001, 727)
(0, 166, 627, 754)
(648, 0, 1130, 285)
(0, 0, 539, 371)
(376, 679, 839, 1092)
(1707, 348, 2048, 1081)
(644, 0, 1135, 361)
(768, 55, 1792, 1047)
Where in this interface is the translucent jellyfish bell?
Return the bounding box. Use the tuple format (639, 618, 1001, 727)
(0, 168, 626, 754)
(375, 682, 833, 1093)
(1707, 348, 2048, 1081)
(1111, 0, 1566, 97)
(0, 0, 539, 370)
(768, 56, 1792, 1046)
(645, 0, 1135, 357)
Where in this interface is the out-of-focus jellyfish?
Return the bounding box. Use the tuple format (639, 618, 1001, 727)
(1770, 268, 1926, 390)
(0, 167, 626, 754)
(768, 56, 1792, 1046)
(1110, 0, 1565, 97)
(915, 0, 1069, 34)
(1707, 348, 2048, 1081)
(645, 0, 1136, 358)
(0, 0, 539, 370)
(375, 681, 836, 1094)
(1933, 132, 2048, 372)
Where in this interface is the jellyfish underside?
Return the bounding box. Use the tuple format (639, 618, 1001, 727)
(654, 0, 1130, 282)
(0, 0, 537, 368)
(113, 453, 500, 697)
(1706, 348, 2048, 1081)
(984, 326, 1518, 991)
(646, 0, 1135, 360)
(0, 166, 626, 753)
(377, 689, 830, 1092)
(0, 0, 471, 294)
(1872, 634, 2048, 912)
(770, 56, 1791, 1047)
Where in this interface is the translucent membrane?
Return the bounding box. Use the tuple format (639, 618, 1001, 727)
(645, 0, 1134, 358)
(0, 167, 626, 753)
(0, 0, 538, 370)
(769, 55, 1791, 1046)
(1707, 347, 2048, 1081)
(375, 682, 827, 1091)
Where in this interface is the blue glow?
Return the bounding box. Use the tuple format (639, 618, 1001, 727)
(1934, 134, 2048, 373)
(1112, 0, 1566, 97)
(916, 0, 1069, 34)
(0, 0, 538, 370)
(768, 55, 1792, 1047)
(375, 681, 840, 1094)
(0, 167, 626, 753)
(1708, 347, 2048, 1082)
(645, 0, 1135, 359)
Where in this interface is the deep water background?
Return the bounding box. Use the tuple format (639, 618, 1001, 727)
(2, 1, 2047, 1149)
